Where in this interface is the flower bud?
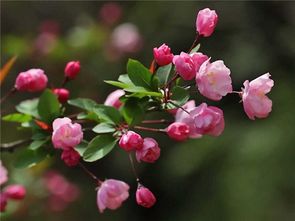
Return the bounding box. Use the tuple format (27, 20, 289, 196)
(136, 186, 156, 208)
(61, 148, 80, 167)
(15, 69, 48, 92)
(52, 117, 83, 150)
(97, 179, 129, 213)
(104, 89, 125, 109)
(119, 131, 143, 151)
(242, 73, 274, 120)
(4, 184, 26, 200)
(196, 8, 218, 37)
(153, 44, 174, 66)
(64, 61, 80, 79)
(136, 138, 160, 163)
(167, 122, 190, 141)
(53, 88, 70, 103)
(0, 193, 7, 212)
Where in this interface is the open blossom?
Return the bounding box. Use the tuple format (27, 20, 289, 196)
(52, 117, 83, 150)
(0, 161, 8, 186)
(153, 44, 174, 66)
(167, 122, 190, 141)
(104, 89, 125, 109)
(190, 103, 224, 136)
(119, 131, 143, 151)
(136, 186, 156, 208)
(191, 52, 209, 74)
(53, 88, 70, 103)
(61, 148, 80, 167)
(15, 69, 48, 92)
(64, 61, 80, 79)
(136, 138, 160, 163)
(242, 73, 274, 120)
(196, 8, 218, 37)
(196, 59, 232, 101)
(97, 179, 129, 213)
(4, 184, 26, 200)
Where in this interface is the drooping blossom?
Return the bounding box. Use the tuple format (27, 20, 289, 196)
(136, 186, 156, 208)
(15, 69, 48, 92)
(196, 8, 218, 37)
(51, 117, 83, 150)
(64, 61, 81, 79)
(153, 44, 174, 66)
(119, 131, 143, 151)
(242, 73, 274, 120)
(61, 148, 80, 167)
(104, 89, 125, 109)
(136, 138, 160, 163)
(167, 122, 190, 141)
(97, 179, 129, 213)
(196, 59, 232, 101)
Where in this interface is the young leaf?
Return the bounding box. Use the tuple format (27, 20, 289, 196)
(28, 139, 49, 150)
(118, 74, 132, 84)
(156, 64, 172, 86)
(83, 135, 118, 162)
(14, 148, 49, 169)
(190, 44, 201, 54)
(2, 113, 32, 123)
(38, 89, 60, 123)
(92, 123, 116, 134)
(127, 59, 153, 89)
(16, 98, 39, 118)
(93, 104, 122, 125)
(170, 86, 190, 106)
(104, 80, 128, 89)
(121, 97, 144, 126)
(68, 98, 97, 111)
(124, 86, 162, 97)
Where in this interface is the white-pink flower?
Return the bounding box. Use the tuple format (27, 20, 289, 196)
(242, 73, 274, 120)
(97, 179, 129, 213)
(196, 59, 232, 101)
(51, 117, 83, 150)
(0, 161, 8, 186)
(104, 89, 125, 109)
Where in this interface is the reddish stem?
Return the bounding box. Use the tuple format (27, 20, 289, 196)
(142, 119, 172, 124)
(134, 125, 166, 133)
(0, 87, 17, 104)
(128, 153, 140, 182)
(78, 162, 101, 185)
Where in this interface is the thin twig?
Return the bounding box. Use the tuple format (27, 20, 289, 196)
(78, 162, 101, 184)
(134, 125, 166, 133)
(128, 153, 140, 182)
(0, 87, 17, 104)
(0, 139, 31, 152)
(187, 34, 200, 53)
(142, 119, 172, 124)
(168, 100, 190, 114)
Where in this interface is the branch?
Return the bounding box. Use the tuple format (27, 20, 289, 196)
(0, 139, 31, 152)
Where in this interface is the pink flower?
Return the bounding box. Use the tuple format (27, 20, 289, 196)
(190, 103, 224, 136)
(104, 89, 125, 109)
(196, 59, 232, 101)
(64, 61, 80, 79)
(167, 122, 190, 141)
(153, 44, 174, 66)
(51, 117, 83, 150)
(196, 8, 218, 37)
(175, 100, 202, 139)
(136, 186, 156, 208)
(119, 131, 143, 151)
(0, 161, 8, 186)
(173, 52, 196, 80)
(4, 184, 26, 200)
(53, 88, 70, 103)
(61, 148, 80, 167)
(242, 73, 274, 120)
(97, 179, 129, 213)
(15, 69, 48, 92)
(191, 52, 209, 74)
(0, 193, 7, 212)
(136, 138, 160, 163)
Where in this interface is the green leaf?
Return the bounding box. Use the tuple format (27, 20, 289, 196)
(124, 86, 162, 97)
(16, 98, 39, 118)
(92, 123, 116, 134)
(104, 80, 128, 89)
(74, 141, 88, 156)
(190, 44, 201, 54)
(77, 112, 100, 122)
(2, 113, 32, 123)
(156, 64, 172, 86)
(83, 135, 118, 162)
(32, 132, 49, 140)
(121, 97, 144, 125)
(28, 139, 48, 150)
(170, 86, 190, 106)
(14, 148, 49, 168)
(118, 74, 132, 84)
(127, 59, 153, 89)
(38, 89, 60, 123)
(68, 98, 97, 111)
(93, 104, 122, 125)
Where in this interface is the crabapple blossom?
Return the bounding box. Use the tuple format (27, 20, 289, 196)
(167, 122, 190, 141)
(97, 179, 129, 213)
(51, 117, 83, 150)
(104, 89, 125, 109)
(136, 186, 156, 208)
(196, 8, 218, 37)
(53, 88, 70, 103)
(61, 148, 80, 167)
(191, 52, 209, 74)
(4, 184, 26, 200)
(0, 161, 8, 186)
(119, 131, 143, 151)
(153, 44, 174, 66)
(64, 61, 80, 79)
(196, 59, 232, 101)
(15, 69, 48, 92)
(136, 138, 160, 163)
(242, 73, 274, 120)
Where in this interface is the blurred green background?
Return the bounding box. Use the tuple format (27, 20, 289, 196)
(1, 1, 295, 221)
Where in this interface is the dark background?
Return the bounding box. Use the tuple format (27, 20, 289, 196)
(1, 1, 295, 221)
